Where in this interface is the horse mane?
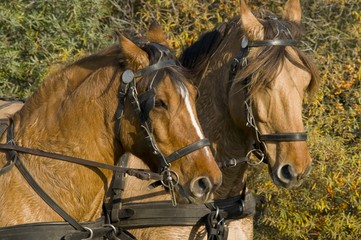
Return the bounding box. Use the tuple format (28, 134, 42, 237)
(181, 11, 320, 100)
(180, 22, 229, 76)
(137, 43, 190, 94)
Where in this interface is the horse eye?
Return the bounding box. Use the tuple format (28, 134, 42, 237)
(154, 99, 167, 110)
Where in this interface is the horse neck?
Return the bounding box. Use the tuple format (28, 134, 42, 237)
(194, 24, 257, 198)
(8, 60, 123, 221)
(19, 50, 122, 147)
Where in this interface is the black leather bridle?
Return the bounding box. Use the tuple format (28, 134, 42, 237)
(115, 44, 212, 204)
(226, 30, 308, 167)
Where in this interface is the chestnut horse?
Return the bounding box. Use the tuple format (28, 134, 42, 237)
(107, 0, 320, 239)
(0, 23, 222, 239)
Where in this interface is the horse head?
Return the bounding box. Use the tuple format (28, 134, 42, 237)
(117, 22, 222, 203)
(228, 0, 320, 188)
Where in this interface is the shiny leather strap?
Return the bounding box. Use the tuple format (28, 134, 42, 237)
(248, 39, 298, 47)
(259, 132, 307, 142)
(0, 143, 163, 181)
(114, 191, 255, 229)
(134, 60, 176, 78)
(15, 157, 85, 231)
(165, 138, 211, 164)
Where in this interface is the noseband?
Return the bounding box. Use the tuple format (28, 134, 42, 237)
(229, 25, 308, 165)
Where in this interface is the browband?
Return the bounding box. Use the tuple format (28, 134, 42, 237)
(134, 60, 176, 78)
(248, 39, 298, 47)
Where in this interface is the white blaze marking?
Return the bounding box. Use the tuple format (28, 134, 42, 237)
(179, 86, 214, 159)
(179, 87, 204, 138)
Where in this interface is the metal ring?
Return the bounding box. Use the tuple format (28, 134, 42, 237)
(246, 149, 265, 166)
(213, 206, 220, 220)
(82, 227, 93, 240)
(160, 169, 179, 188)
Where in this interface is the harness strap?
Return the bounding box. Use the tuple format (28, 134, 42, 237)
(3, 119, 85, 231)
(206, 210, 227, 240)
(15, 151, 85, 231)
(0, 217, 128, 240)
(63, 226, 136, 240)
(109, 154, 128, 223)
(113, 191, 255, 229)
(0, 143, 163, 181)
(0, 119, 17, 175)
(116, 202, 211, 228)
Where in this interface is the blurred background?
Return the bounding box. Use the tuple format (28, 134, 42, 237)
(0, 0, 359, 239)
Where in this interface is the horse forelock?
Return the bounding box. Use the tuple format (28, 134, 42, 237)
(233, 10, 320, 100)
(137, 43, 191, 101)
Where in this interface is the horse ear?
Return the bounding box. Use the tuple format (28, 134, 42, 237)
(147, 21, 169, 47)
(282, 0, 302, 24)
(118, 34, 150, 70)
(239, 0, 264, 40)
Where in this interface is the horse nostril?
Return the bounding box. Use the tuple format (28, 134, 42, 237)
(280, 165, 293, 181)
(276, 164, 306, 188)
(190, 177, 212, 198)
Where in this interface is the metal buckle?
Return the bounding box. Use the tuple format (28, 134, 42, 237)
(161, 168, 180, 206)
(227, 158, 238, 168)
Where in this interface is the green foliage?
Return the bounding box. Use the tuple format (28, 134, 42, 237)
(0, 0, 126, 97)
(0, 0, 359, 239)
